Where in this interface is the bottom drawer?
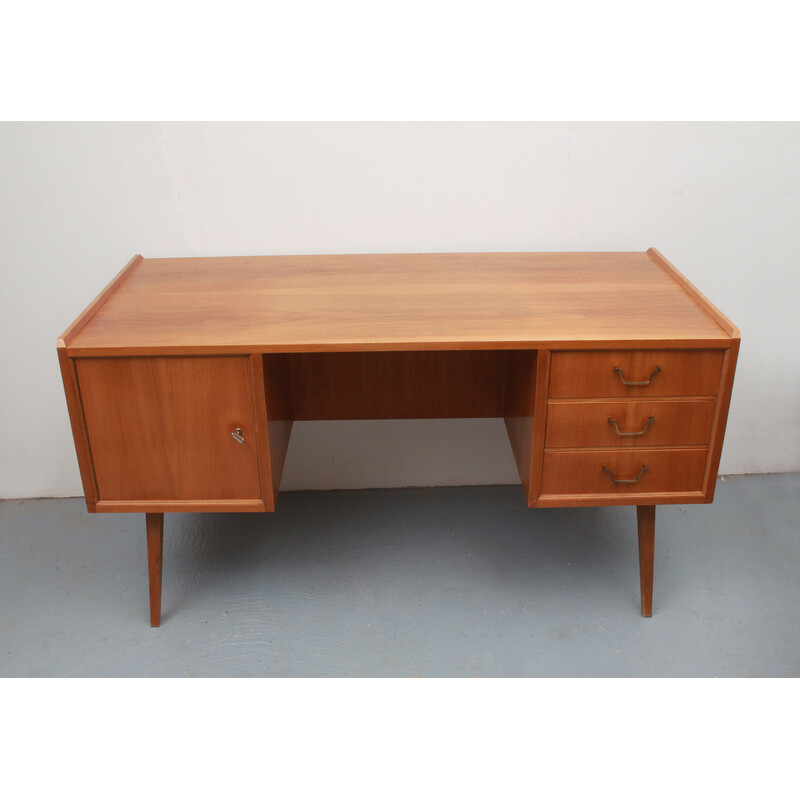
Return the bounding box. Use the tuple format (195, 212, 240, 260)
(540, 448, 708, 497)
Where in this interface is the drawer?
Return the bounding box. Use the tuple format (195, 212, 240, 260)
(545, 399, 716, 448)
(549, 349, 724, 398)
(540, 447, 708, 497)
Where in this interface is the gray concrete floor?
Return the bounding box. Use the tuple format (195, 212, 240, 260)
(1, 473, 798, 677)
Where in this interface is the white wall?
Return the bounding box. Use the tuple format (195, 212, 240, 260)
(1, 122, 798, 498)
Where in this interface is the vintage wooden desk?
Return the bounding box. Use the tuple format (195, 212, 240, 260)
(58, 250, 739, 626)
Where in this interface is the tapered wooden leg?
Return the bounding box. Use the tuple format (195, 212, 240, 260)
(636, 505, 655, 617)
(146, 513, 164, 627)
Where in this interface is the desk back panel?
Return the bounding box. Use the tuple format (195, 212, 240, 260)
(282, 350, 512, 420)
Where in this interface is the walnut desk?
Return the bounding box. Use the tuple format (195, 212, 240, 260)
(58, 250, 739, 626)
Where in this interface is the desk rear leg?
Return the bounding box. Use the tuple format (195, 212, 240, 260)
(636, 505, 655, 617)
(146, 513, 164, 627)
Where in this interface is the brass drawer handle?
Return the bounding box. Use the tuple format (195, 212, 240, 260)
(603, 464, 648, 484)
(608, 415, 655, 437)
(231, 428, 245, 444)
(614, 365, 661, 386)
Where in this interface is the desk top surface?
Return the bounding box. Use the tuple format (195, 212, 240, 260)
(63, 250, 736, 354)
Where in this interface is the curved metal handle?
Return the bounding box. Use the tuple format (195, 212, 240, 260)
(603, 464, 648, 484)
(231, 428, 245, 444)
(614, 365, 661, 386)
(608, 416, 655, 437)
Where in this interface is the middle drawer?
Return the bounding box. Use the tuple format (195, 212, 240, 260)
(545, 398, 716, 449)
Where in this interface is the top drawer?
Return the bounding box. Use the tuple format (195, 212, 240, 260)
(549, 349, 724, 398)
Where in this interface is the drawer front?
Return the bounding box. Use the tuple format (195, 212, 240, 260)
(549, 349, 724, 398)
(77, 356, 262, 501)
(540, 448, 708, 497)
(545, 399, 716, 448)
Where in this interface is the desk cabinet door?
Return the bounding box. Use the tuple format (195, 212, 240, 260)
(76, 356, 262, 501)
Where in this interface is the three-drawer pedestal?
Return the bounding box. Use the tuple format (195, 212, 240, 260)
(540, 349, 725, 504)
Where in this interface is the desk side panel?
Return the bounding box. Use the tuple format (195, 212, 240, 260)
(57, 343, 99, 512)
(702, 339, 740, 500)
(504, 350, 549, 504)
(260, 354, 294, 507)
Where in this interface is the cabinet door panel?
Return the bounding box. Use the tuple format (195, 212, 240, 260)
(76, 356, 261, 501)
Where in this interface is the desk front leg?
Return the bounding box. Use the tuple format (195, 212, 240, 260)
(636, 505, 655, 617)
(146, 513, 164, 627)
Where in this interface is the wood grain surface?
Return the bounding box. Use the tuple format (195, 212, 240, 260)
(647, 249, 740, 338)
(286, 350, 509, 419)
(540, 447, 708, 497)
(637, 505, 656, 618)
(146, 512, 164, 627)
(56, 249, 742, 624)
(503, 350, 539, 499)
(59, 254, 143, 347)
(76, 356, 262, 501)
(548, 349, 724, 398)
(57, 344, 99, 511)
(702, 341, 741, 501)
(545, 398, 716, 448)
(64, 252, 730, 355)
(261, 354, 293, 506)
